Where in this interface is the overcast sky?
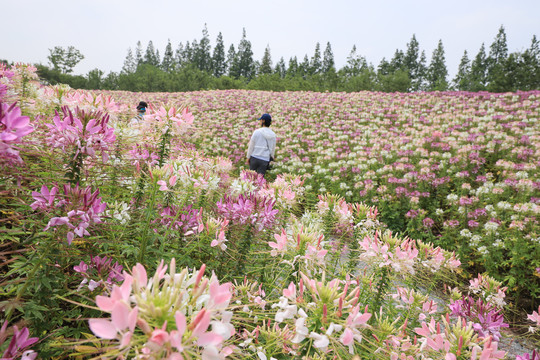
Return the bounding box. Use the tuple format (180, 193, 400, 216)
(4, 0, 540, 79)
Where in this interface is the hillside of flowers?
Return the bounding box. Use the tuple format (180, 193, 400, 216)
(98, 86, 540, 302)
(1, 63, 539, 359)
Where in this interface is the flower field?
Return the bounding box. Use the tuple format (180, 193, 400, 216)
(1, 63, 539, 359)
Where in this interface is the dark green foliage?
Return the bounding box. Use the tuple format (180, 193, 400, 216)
(470, 43, 488, 91)
(212, 32, 227, 77)
(38, 27, 540, 93)
(322, 42, 335, 74)
(426, 40, 448, 91)
(259, 45, 273, 75)
(453, 50, 472, 91)
(47, 46, 84, 74)
(161, 39, 175, 72)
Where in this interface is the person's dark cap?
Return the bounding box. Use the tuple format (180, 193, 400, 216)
(137, 101, 148, 110)
(258, 113, 272, 121)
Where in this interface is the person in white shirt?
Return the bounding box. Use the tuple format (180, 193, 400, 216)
(246, 113, 276, 176)
(130, 101, 147, 125)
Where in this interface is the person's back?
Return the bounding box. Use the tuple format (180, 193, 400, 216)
(246, 114, 276, 176)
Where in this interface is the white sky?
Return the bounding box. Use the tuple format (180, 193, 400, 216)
(3, 0, 540, 79)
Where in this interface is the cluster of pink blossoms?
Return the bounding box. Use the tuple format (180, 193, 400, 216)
(45, 106, 115, 162)
(74, 255, 124, 291)
(216, 193, 278, 232)
(128, 143, 159, 172)
(30, 184, 107, 244)
(88, 259, 234, 359)
(0, 102, 34, 165)
(449, 296, 509, 341)
(0, 321, 38, 360)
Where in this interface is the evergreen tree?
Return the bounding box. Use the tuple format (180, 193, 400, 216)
(322, 42, 335, 73)
(470, 43, 488, 91)
(377, 57, 392, 76)
(487, 25, 509, 91)
(404, 34, 424, 91)
(184, 41, 193, 65)
(287, 56, 299, 77)
(259, 45, 273, 75)
(389, 49, 406, 73)
(343, 45, 367, 78)
(190, 40, 199, 66)
(144, 41, 159, 66)
(526, 35, 540, 88)
(310, 42, 322, 75)
(175, 42, 185, 69)
(417, 50, 428, 91)
(453, 50, 472, 91)
(275, 57, 287, 78)
(235, 28, 255, 79)
(426, 39, 448, 91)
(135, 41, 143, 66)
(155, 50, 161, 66)
(299, 55, 310, 78)
(122, 47, 137, 74)
(161, 39, 175, 72)
(227, 44, 237, 77)
(194, 24, 212, 72)
(212, 32, 226, 77)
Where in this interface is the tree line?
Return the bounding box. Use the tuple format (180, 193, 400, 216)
(22, 25, 540, 92)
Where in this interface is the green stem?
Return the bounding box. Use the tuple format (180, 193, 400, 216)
(371, 266, 390, 319)
(138, 178, 159, 263)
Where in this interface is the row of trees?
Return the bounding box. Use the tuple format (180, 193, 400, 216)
(34, 25, 540, 93)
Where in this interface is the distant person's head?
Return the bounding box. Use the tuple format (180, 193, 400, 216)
(258, 113, 272, 127)
(137, 101, 148, 114)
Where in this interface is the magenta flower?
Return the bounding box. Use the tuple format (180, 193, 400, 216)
(45, 106, 115, 162)
(516, 350, 540, 360)
(30, 185, 58, 211)
(35, 184, 107, 244)
(423, 217, 435, 228)
(0, 102, 34, 165)
(449, 296, 508, 341)
(468, 220, 479, 228)
(0, 321, 39, 360)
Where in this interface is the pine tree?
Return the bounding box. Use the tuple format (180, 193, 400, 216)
(389, 49, 406, 73)
(322, 42, 335, 73)
(190, 40, 199, 66)
(144, 41, 159, 66)
(184, 42, 193, 65)
(453, 50, 472, 91)
(259, 45, 273, 75)
(377, 58, 392, 76)
(235, 28, 255, 79)
(135, 41, 143, 66)
(344, 45, 367, 78)
(212, 32, 226, 77)
(299, 55, 310, 78)
(194, 24, 212, 72)
(487, 25, 509, 91)
(310, 43, 322, 75)
(175, 42, 185, 69)
(526, 35, 540, 88)
(227, 44, 237, 77)
(287, 56, 299, 77)
(417, 50, 427, 91)
(470, 43, 488, 91)
(275, 57, 287, 78)
(122, 47, 136, 74)
(404, 35, 424, 91)
(427, 40, 448, 91)
(161, 39, 175, 72)
(155, 50, 161, 66)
